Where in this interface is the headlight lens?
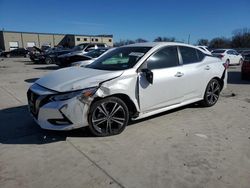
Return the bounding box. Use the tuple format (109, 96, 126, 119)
(50, 87, 98, 101)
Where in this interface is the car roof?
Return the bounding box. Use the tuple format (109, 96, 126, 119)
(212, 49, 234, 51)
(124, 42, 198, 48)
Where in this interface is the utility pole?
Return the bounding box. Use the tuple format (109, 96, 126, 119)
(187, 34, 190, 44)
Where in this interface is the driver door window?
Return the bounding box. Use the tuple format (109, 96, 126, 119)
(146, 46, 179, 69)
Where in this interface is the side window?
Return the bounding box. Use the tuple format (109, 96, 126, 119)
(97, 44, 105, 47)
(197, 49, 205, 61)
(146, 46, 179, 70)
(227, 50, 232, 55)
(179, 46, 200, 64)
(85, 44, 94, 51)
(232, 50, 238, 55)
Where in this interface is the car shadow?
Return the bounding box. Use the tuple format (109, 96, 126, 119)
(34, 66, 59, 70)
(24, 78, 39, 83)
(14, 60, 32, 63)
(0, 103, 215, 145)
(0, 105, 93, 145)
(228, 71, 250, 84)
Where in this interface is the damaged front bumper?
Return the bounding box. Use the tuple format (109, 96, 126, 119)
(27, 84, 90, 131)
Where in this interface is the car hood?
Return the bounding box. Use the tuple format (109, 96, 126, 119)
(71, 59, 95, 67)
(35, 67, 123, 92)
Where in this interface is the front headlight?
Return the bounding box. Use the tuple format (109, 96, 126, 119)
(50, 87, 98, 101)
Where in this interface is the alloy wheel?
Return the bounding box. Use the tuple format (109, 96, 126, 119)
(90, 99, 128, 136)
(206, 80, 220, 105)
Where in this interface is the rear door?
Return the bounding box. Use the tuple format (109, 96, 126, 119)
(178, 46, 207, 100)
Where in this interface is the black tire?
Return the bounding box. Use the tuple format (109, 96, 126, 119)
(88, 97, 129, 137)
(201, 79, 221, 107)
(45, 57, 52, 64)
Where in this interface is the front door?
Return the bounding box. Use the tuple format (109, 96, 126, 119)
(138, 46, 185, 112)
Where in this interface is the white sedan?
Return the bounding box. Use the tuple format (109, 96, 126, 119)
(27, 42, 227, 136)
(212, 49, 243, 65)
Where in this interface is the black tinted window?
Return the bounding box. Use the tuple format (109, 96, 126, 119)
(197, 50, 205, 61)
(147, 46, 179, 70)
(97, 44, 105, 47)
(179, 46, 199, 64)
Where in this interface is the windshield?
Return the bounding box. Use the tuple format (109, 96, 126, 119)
(85, 48, 109, 58)
(73, 44, 88, 51)
(212, 50, 226, 54)
(86, 47, 151, 70)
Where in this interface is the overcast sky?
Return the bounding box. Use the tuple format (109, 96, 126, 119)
(0, 0, 250, 44)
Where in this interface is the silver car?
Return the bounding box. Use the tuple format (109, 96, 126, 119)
(27, 42, 227, 136)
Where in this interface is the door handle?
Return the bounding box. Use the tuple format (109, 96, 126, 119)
(204, 65, 211, 70)
(175, 72, 184, 77)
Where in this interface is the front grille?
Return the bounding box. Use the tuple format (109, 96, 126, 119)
(27, 89, 51, 119)
(27, 90, 39, 118)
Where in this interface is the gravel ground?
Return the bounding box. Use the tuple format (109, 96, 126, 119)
(0, 57, 250, 188)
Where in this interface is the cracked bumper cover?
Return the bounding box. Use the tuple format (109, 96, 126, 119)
(28, 85, 90, 131)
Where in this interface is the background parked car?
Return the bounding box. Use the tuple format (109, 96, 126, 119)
(211, 49, 243, 65)
(30, 47, 71, 64)
(240, 50, 250, 60)
(197, 46, 212, 55)
(58, 47, 111, 67)
(241, 53, 250, 80)
(1, 48, 29, 58)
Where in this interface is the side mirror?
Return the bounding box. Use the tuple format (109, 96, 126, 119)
(141, 68, 153, 84)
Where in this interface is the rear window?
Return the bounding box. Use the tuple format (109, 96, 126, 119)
(212, 50, 225, 54)
(179, 46, 200, 64)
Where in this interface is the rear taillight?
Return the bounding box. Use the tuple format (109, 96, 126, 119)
(223, 62, 229, 69)
(218, 54, 224, 59)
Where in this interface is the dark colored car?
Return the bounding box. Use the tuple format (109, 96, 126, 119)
(1, 48, 29, 57)
(241, 54, 250, 80)
(56, 47, 110, 67)
(30, 47, 71, 64)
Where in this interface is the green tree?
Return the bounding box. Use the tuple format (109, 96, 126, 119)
(209, 37, 231, 49)
(154, 37, 176, 42)
(231, 28, 250, 48)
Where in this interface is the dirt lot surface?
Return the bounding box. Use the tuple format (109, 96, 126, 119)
(0, 57, 250, 188)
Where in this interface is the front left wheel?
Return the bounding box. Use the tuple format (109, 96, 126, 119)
(88, 97, 129, 137)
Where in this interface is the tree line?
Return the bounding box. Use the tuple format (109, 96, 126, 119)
(114, 28, 250, 49)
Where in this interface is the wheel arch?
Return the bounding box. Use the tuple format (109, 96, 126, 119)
(91, 93, 139, 119)
(211, 76, 224, 90)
